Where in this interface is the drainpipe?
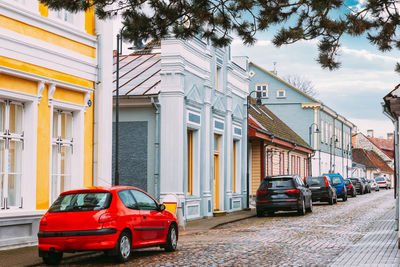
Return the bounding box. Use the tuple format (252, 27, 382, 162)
(92, 20, 101, 186)
(287, 144, 297, 174)
(151, 97, 161, 201)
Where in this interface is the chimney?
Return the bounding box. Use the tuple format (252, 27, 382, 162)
(387, 132, 394, 140)
(270, 62, 278, 75)
(367, 129, 374, 137)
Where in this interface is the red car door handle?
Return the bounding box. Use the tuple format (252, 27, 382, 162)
(143, 215, 146, 219)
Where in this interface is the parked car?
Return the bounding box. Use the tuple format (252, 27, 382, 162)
(349, 177, 367, 194)
(323, 173, 347, 201)
(38, 186, 178, 265)
(344, 179, 357, 197)
(304, 176, 337, 205)
(256, 175, 313, 217)
(385, 177, 392, 189)
(376, 177, 390, 189)
(368, 179, 379, 192)
(361, 178, 371, 193)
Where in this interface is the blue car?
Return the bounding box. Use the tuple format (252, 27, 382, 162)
(323, 173, 347, 201)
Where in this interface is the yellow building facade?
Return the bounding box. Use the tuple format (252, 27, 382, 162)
(0, 0, 113, 248)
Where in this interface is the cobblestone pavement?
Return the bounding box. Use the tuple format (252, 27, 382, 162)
(26, 190, 395, 266)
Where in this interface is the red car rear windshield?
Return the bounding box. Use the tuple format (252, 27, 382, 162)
(48, 192, 112, 213)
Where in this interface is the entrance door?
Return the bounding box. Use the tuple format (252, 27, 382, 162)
(213, 134, 220, 211)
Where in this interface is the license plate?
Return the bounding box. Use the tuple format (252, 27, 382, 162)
(310, 187, 321, 190)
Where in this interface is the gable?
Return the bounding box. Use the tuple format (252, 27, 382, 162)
(212, 96, 226, 113)
(232, 104, 244, 120)
(248, 62, 319, 104)
(186, 84, 203, 104)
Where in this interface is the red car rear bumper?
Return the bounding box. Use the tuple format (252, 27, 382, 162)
(38, 228, 119, 252)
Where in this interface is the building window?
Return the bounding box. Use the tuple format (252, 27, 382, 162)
(266, 149, 273, 176)
(304, 158, 308, 177)
(276, 89, 286, 98)
(187, 130, 193, 195)
(232, 141, 237, 193)
(325, 121, 328, 143)
(279, 152, 285, 174)
(291, 155, 295, 174)
(0, 101, 23, 208)
(216, 65, 222, 91)
(256, 84, 268, 98)
(51, 110, 73, 202)
(297, 156, 301, 175)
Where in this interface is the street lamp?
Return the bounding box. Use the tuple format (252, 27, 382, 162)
(308, 123, 319, 176)
(246, 91, 262, 209)
(329, 135, 339, 173)
(114, 26, 128, 186)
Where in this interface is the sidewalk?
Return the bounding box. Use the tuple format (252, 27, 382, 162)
(331, 208, 400, 266)
(181, 209, 256, 236)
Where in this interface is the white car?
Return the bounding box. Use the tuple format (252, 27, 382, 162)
(368, 179, 379, 191)
(375, 177, 389, 189)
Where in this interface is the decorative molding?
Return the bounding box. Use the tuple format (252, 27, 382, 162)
(301, 103, 322, 109)
(232, 104, 244, 121)
(186, 84, 203, 105)
(37, 81, 45, 104)
(51, 99, 85, 112)
(0, 2, 97, 47)
(212, 96, 226, 113)
(0, 66, 94, 95)
(0, 87, 38, 103)
(48, 83, 56, 105)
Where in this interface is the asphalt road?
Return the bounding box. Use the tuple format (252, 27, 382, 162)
(0, 189, 395, 266)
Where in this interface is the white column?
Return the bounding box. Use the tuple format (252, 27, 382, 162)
(96, 18, 113, 186)
(202, 83, 212, 216)
(225, 95, 232, 211)
(159, 68, 185, 200)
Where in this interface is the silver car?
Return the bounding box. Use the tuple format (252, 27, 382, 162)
(368, 179, 379, 191)
(375, 177, 389, 189)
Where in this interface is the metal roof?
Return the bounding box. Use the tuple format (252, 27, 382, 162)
(113, 53, 161, 96)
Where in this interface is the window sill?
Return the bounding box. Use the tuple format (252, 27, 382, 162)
(0, 209, 46, 219)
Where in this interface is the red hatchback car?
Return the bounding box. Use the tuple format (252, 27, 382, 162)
(38, 186, 178, 265)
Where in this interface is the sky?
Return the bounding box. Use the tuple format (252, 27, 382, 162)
(113, 1, 400, 139)
(231, 35, 399, 139)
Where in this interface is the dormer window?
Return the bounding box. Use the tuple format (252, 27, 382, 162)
(256, 84, 268, 98)
(277, 89, 286, 98)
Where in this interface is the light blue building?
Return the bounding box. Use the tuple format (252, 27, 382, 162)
(248, 62, 355, 177)
(113, 38, 249, 220)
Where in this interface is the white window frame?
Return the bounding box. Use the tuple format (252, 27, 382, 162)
(0, 100, 24, 210)
(49, 99, 84, 204)
(255, 84, 268, 98)
(48, 8, 86, 32)
(216, 64, 223, 91)
(51, 110, 73, 202)
(320, 120, 324, 144)
(276, 89, 286, 98)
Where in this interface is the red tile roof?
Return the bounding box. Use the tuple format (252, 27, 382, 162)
(366, 136, 394, 158)
(352, 148, 393, 173)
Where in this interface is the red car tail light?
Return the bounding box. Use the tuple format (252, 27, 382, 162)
(40, 215, 47, 226)
(349, 184, 353, 189)
(286, 189, 300, 194)
(356, 181, 360, 184)
(324, 176, 329, 187)
(99, 212, 117, 223)
(256, 190, 267, 195)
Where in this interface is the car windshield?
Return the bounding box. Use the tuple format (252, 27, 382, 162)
(350, 178, 358, 183)
(344, 180, 350, 185)
(265, 178, 295, 189)
(376, 177, 385, 181)
(48, 192, 112, 213)
(305, 177, 326, 187)
(331, 176, 342, 186)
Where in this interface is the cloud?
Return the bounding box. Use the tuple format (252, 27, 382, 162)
(232, 37, 398, 136)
